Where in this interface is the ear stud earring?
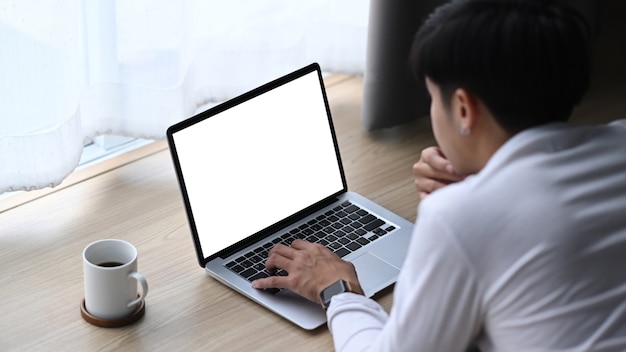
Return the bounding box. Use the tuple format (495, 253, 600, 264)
(460, 128, 471, 136)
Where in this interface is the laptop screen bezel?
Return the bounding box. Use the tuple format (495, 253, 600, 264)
(166, 63, 348, 267)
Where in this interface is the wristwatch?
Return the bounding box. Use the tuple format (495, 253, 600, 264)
(319, 279, 363, 310)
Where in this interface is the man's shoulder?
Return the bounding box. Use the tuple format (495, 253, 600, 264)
(417, 178, 486, 230)
(418, 179, 473, 215)
(608, 119, 626, 129)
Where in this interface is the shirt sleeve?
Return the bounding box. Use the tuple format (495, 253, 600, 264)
(327, 200, 484, 352)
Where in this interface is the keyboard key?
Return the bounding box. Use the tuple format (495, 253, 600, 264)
(356, 209, 369, 216)
(343, 225, 356, 233)
(240, 267, 258, 279)
(364, 219, 385, 231)
(335, 248, 350, 258)
(356, 237, 370, 245)
(347, 242, 362, 251)
(373, 228, 387, 236)
(329, 242, 342, 250)
(360, 214, 376, 225)
(249, 271, 269, 281)
(340, 218, 352, 225)
(352, 222, 364, 229)
(335, 230, 347, 238)
(332, 222, 344, 229)
(306, 235, 320, 242)
(345, 205, 359, 213)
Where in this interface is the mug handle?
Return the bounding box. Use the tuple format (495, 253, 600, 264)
(127, 271, 149, 309)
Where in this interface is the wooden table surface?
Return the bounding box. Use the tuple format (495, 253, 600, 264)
(0, 75, 433, 351)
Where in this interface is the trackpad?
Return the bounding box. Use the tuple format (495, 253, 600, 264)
(352, 252, 400, 297)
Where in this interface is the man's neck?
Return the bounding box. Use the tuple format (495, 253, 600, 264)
(469, 117, 513, 174)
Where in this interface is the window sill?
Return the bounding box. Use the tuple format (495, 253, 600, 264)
(0, 140, 168, 213)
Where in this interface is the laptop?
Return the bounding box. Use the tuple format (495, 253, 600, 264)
(166, 63, 414, 330)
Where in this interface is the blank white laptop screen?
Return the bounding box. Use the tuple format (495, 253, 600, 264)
(171, 70, 344, 258)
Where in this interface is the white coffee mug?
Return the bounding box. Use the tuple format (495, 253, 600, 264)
(83, 239, 148, 320)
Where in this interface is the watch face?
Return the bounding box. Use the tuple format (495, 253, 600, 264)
(322, 280, 347, 302)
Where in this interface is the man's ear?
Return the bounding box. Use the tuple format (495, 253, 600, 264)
(452, 88, 480, 134)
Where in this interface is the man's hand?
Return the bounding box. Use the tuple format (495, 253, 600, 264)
(413, 146, 464, 200)
(251, 239, 362, 304)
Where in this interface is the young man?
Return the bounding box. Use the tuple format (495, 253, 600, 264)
(253, 0, 626, 350)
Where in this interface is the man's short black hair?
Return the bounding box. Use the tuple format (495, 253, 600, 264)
(410, 0, 591, 134)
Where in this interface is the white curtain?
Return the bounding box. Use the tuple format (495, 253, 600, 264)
(0, 0, 370, 193)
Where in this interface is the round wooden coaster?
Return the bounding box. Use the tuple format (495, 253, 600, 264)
(80, 298, 145, 328)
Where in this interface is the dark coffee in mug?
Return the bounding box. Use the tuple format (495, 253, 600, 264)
(98, 261, 124, 267)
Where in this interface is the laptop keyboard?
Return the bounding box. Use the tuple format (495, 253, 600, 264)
(224, 201, 396, 294)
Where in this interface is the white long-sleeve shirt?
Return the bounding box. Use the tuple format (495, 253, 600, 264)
(327, 120, 626, 351)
